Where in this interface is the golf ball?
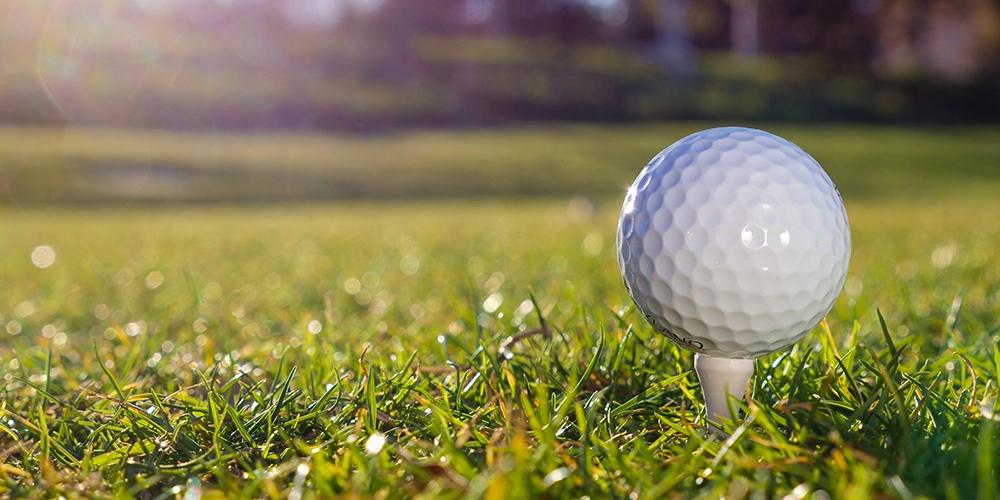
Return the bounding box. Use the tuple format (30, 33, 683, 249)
(617, 127, 850, 358)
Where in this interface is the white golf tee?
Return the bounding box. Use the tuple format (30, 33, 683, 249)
(694, 355, 755, 427)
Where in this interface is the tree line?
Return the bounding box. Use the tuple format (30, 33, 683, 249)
(0, 0, 997, 129)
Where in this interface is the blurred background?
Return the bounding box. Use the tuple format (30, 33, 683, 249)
(1, 0, 999, 203)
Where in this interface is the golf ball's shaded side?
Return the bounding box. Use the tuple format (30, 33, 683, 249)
(617, 127, 851, 358)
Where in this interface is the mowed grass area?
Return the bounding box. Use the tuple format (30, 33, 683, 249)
(0, 195, 998, 498)
(1, 124, 1000, 203)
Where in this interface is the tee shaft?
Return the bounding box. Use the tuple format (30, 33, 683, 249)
(694, 354, 755, 426)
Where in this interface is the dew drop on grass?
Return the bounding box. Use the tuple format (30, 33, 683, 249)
(145, 271, 164, 289)
(542, 466, 573, 487)
(126, 322, 144, 337)
(193, 319, 208, 334)
(478, 314, 495, 328)
(981, 396, 998, 421)
(147, 353, 162, 367)
(400, 255, 420, 275)
(931, 243, 957, 268)
(514, 299, 533, 319)
(308, 320, 322, 334)
(365, 433, 386, 455)
(783, 483, 809, 500)
(484, 272, 504, 293)
(94, 304, 110, 319)
(483, 293, 503, 313)
(409, 304, 425, 319)
(184, 477, 201, 500)
(343, 278, 360, 295)
(289, 463, 310, 500)
(31, 245, 56, 268)
(15, 302, 34, 318)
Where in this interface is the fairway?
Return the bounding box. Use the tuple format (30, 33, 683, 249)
(0, 194, 998, 498)
(2, 124, 1000, 203)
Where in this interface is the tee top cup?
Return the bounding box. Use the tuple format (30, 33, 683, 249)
(616, 127, 851, 427)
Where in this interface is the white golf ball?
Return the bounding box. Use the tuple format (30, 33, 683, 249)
(617, 127, 850, 358)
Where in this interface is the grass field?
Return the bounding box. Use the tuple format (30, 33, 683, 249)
(0, 125, 998, 498)
(1, 124, 1000, 203)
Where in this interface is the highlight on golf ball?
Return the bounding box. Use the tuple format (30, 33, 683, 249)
(616, 126, 851, 424)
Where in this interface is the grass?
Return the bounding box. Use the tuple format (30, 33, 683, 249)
(0, 194, 997, 499)
(1, 124, 1000, 203)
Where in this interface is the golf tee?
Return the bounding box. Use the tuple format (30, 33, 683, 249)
(694, 355, 755, 427)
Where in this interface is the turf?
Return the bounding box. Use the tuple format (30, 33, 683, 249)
(1, 124, 1000, 203)
(0, 196, 997, 499)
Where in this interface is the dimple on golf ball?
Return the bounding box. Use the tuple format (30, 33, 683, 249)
(617, 127, 850, 358)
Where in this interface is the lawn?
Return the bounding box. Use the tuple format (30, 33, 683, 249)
(0, 124, 998, 498)
(1, 124, 999, 203)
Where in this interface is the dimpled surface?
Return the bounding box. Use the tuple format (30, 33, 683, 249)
(617, 127, 850, 358)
